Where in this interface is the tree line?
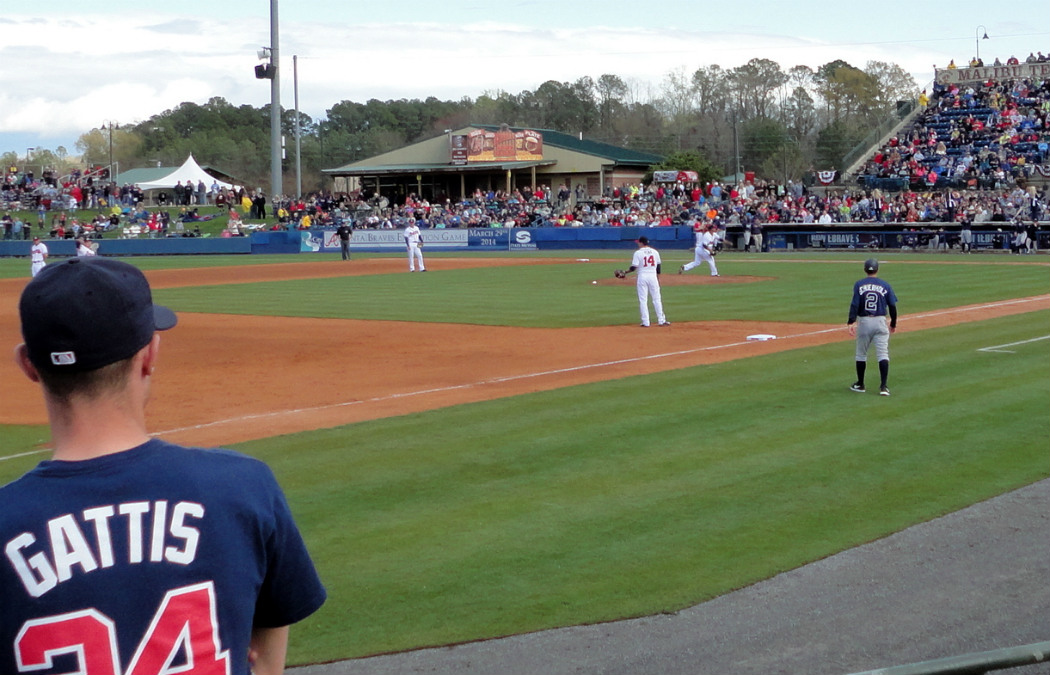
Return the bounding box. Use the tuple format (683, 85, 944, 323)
(4, 57, 917, 193)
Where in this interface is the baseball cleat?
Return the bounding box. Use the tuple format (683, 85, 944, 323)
(659, 321, 671, 326)
(879, 387, 891, 396)
(678, 265, 685, 274)
(640, 323, 649, 327)
(850, 383, 865, 393)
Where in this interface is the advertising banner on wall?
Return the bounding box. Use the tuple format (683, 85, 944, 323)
(304, 229, 470, 252)
(450, 134, 469, 165)
(652, 170, 699, 183)
(462, 127, 543, 162)
(508, 228, 538, 250)
(468, 228, 509, 248)
(935, 62, 1049, 85)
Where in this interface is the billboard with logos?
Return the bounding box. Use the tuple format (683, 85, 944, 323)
(452, 126, 544, 163)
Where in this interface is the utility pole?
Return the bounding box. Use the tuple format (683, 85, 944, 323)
(269, 0, 282, 204)
(733, 122, 741, 188)
(294, 54, 301, 199)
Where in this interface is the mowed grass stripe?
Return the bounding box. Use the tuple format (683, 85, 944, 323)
(227, 312, 1048, 663)
(151, 257, 1050, 327)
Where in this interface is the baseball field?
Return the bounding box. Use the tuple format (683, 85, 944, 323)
(0, 250, 1047, 666)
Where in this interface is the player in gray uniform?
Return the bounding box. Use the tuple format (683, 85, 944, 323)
(847, 258, 898, 396)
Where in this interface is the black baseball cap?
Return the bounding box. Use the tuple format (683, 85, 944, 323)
(19, 258, 177, 372)
(864, 258, 879, 273)
(637, 236, 649, 245)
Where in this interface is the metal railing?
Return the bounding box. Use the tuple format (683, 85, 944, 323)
(840, 100, 921, 180)
(845, 641, 1050, 675)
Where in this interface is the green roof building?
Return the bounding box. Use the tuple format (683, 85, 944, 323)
(323, 124, 663, 203)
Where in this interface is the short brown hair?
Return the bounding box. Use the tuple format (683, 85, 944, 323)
(36, 356, 136, 402)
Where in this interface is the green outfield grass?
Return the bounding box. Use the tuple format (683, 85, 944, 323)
(0, 253, 1047, 666)
(247, 312, 1050, 662)
(148, 255, 1049, 327)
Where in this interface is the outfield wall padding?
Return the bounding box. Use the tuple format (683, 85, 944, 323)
(4, 224, 1042, 258)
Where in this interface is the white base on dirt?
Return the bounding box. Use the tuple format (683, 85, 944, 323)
(747, 334, 777, 341)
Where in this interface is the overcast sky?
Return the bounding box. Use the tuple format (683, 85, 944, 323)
(1, 0, 1045, 159)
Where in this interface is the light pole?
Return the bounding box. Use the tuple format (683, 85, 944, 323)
(294, 54, 301, 199)
(102, 120, 116, 180)
(25, 147, 35, 174)
(975, 25, 989, 62)
(269, 0, 281, 204)
(255, 6, 281, 204)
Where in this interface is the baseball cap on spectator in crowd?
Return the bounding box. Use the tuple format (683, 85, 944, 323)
(19, 257, 177, 372)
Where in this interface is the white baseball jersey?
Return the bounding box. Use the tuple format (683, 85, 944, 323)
(30, 242, 48, 277)
(701, 230, 717, 251)
(632, 245, 661, 276)
(631, 245, 666, 326)
(404, 223, 426, 271)
(30, 242, 48, 263)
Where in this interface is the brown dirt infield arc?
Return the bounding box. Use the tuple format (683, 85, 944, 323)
(2, 258, 1047, 450)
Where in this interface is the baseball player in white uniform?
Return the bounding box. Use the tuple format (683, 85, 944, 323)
(404, 219, 426, 272)
(679, 223, 719, 276)
(621, 236, 669, 327)
(76, 237, 97, 257)
(29, 237, 48, 277)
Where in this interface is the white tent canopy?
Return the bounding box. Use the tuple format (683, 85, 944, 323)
(136, 155, 234, 191)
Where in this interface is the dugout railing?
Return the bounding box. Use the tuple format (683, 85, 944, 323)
(845, 640, 1050, 675)
(754, 224, 1048, 253)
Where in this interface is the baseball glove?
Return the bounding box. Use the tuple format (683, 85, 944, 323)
(614, 269, 626, 279)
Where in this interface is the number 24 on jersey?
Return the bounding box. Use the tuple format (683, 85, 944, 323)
(16, 582, 230, 675)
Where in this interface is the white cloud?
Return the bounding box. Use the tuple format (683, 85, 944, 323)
(0, 6, 1044, 154)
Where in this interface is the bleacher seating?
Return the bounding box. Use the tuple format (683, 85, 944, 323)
(857, 74, 1050, 192)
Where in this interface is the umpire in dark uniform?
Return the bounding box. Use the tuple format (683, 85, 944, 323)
(335, 221, 354, 261)
(847, 258, 898, 396)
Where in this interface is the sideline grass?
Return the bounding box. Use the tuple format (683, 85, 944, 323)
(230, 311, 1048, 663)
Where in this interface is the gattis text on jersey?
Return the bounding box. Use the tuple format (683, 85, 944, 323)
(5, 500, 204, 597)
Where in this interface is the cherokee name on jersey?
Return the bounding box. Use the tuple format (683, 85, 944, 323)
(858, 283, 890, 296)
(4, 499, 204, 598)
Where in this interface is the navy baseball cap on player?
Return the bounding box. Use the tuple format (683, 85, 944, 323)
(19, 257, 177, 372)
(637, 236, 649, 245)
(864, 258, 879, 273)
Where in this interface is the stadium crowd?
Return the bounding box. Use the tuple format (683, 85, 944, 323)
(858, 74, 1050, 192)
(4, 67, 1048, 241)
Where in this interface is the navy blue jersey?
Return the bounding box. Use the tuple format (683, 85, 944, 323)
(0, 439, 325, 675)
(849, 276, 898, 322)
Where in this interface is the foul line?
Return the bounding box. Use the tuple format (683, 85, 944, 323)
(904, 295, 1050, 322)
(978, 335, 1050, 353)
(4, 295, 1046, 461)
(0, 449, 52, 462)
(153, 324, 854, 437)
(151, 328, 844, 438)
